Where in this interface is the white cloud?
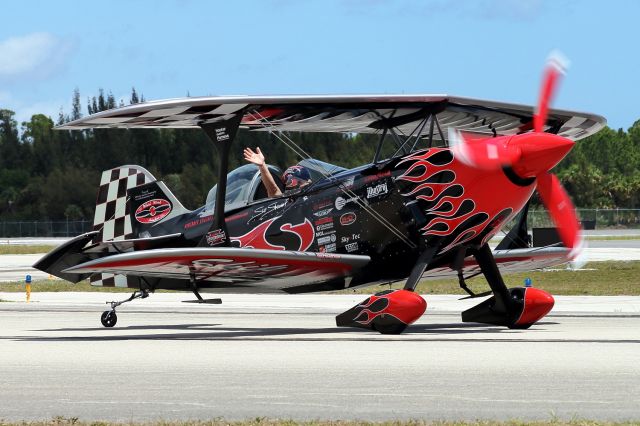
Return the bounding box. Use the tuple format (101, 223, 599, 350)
(0, 32, 71, 78)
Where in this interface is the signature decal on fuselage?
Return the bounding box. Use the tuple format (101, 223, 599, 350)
(249, 200, 287, 223)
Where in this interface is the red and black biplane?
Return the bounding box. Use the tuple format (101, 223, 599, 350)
(35, 56, 605, 333)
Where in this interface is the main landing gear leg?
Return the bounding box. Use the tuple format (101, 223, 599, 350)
(100, 290, 149, 328)
(461, 244, 554, 328)
(336, 246, 437, 334)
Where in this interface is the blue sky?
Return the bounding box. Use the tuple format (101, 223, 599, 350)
(1, 0, 639, 130)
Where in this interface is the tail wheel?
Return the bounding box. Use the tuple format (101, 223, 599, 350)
(100, 311, 117, 327)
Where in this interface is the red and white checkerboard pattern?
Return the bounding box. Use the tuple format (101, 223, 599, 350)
(90, 165, 155, 288)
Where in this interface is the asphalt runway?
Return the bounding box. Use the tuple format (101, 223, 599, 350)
(0, 293, 639, 422)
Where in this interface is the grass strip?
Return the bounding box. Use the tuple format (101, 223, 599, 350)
(0, 418, 639, 426)
(584, 235, 640, 241)
(0, 245, 56, 255)
(0, 279, 134, 293)
(341, 261, 640, 296)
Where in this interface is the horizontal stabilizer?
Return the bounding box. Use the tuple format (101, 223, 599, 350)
(32, 231, 100, 283)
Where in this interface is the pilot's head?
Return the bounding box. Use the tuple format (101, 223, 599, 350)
(282, 165, 312, 191)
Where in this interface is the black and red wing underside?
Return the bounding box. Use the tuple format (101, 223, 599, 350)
(56, 94, 605, 141)
(422, 247, 571, 281)
(63, 246, 570, 292)
(64, 247, 371, 291)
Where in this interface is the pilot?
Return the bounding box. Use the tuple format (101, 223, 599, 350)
(243, 147, 312, 198)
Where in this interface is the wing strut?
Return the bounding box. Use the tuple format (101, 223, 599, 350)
(198, 113, 244, 247)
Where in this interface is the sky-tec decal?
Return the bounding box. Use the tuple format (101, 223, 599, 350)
(345, 242, 359, 252)
(134, 199, 172, 224)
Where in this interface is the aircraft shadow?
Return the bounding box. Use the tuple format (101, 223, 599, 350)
(1, 321, 571, 343)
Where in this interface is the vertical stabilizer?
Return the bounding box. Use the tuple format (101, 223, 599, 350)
(90, 165, 156, 287)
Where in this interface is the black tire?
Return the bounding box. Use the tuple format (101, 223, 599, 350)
(100, 311, 117, 327)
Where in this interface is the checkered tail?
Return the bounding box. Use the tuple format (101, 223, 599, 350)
(90, 165, 156, 288)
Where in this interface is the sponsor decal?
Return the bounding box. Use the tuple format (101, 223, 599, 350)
(319, 242, 337, 253)
(335, 195, 361, 211)
(366, 182, 388, 199)
(317, 235, 335, 245)
(317, 233, 337, 245)
(205, 229, 226, 246)
(316, 229, 335, 237)
(316, 252, 340, 259)
(315, 216, 334, 232)
(184, 214, 214, 230)
(314, 217, 332, 225)
(364, 170, 391, 183)
(345, 242, 359, 253)
(133, 189, 156, 202)
(340, 175, 356, 189)
(227, 211, 249, 222)
(341, 236, 350, 244)
(313, 207, 334, 218)
(339, 212, 357, 226)
(316, 224, 334, 232)
(313, 200, 332, 210)
(215, 126, 230, 142)
(135, 198, 172, 224)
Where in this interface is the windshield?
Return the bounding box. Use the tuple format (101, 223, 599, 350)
(297, 158, 346, 181)
(203, 158, 346, 213)
(205, 164, 259, 211)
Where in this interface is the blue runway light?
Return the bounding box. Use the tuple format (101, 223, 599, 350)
(524, 277, 532, 287)
(25, 275, 32, 284)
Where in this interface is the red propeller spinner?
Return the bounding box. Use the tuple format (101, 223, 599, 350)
(450, 51, 583, 257)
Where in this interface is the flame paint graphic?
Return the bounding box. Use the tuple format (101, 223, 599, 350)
(395, 148, 492, 253)
(353, 291, 393, 325)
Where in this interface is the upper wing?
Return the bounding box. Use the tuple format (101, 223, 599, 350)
(56, 94, 605, 141)
(64, 247, 370, 292)
(423, 246, 570, 280)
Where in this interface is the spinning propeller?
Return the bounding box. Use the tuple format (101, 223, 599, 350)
(450, 52, 583, 258)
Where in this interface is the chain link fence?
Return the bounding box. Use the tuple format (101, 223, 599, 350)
(528, 209, 640, 230)
(0, 220, 93, 238)
(0, 209, 639, 238)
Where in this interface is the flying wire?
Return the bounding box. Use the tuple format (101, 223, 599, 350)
(250, 109, 417, 250)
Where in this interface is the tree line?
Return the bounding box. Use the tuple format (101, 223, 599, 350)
(1, 88, 639, 220)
